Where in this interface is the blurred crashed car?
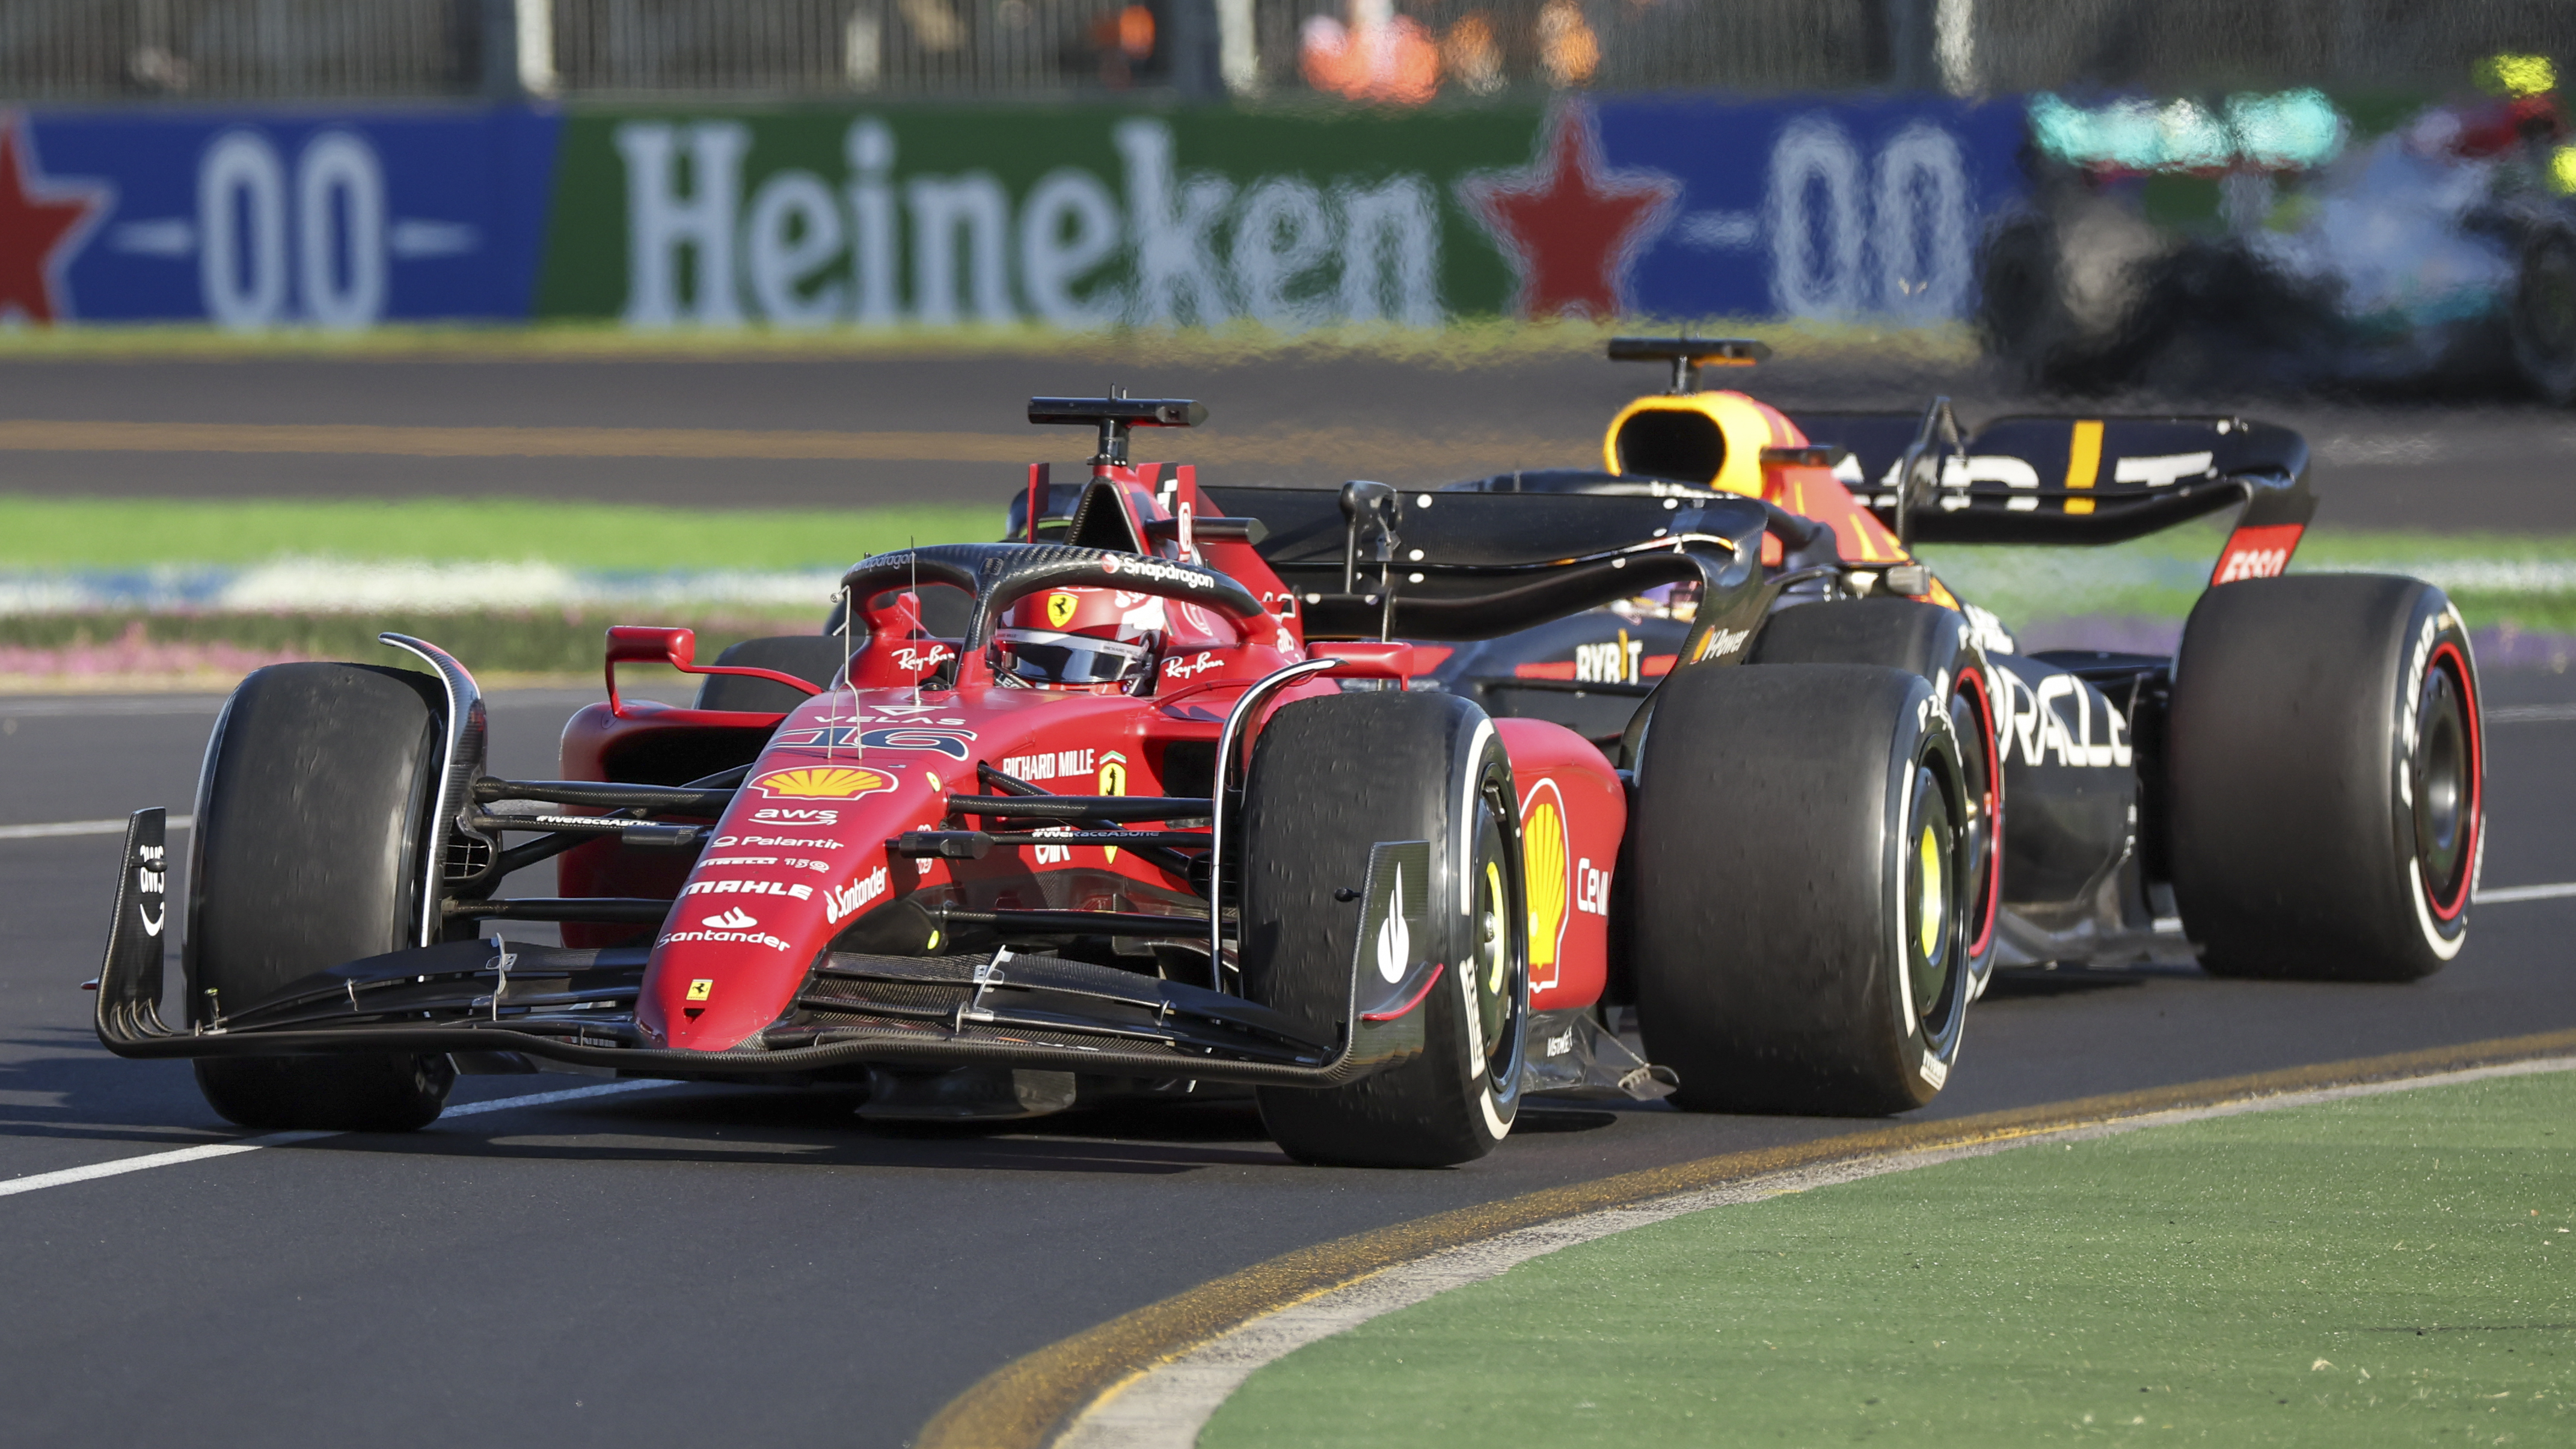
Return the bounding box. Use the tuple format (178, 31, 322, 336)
(1981, 58, 2576, 400)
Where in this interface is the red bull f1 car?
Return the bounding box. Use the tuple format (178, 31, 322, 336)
(92, 346, 2483, 1167)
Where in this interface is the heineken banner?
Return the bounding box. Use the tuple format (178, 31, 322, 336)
(0, 97, 2024, 331)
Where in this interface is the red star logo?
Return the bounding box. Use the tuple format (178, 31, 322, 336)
(0, 115, 106, 324)
(1460, 105, 1676, 320)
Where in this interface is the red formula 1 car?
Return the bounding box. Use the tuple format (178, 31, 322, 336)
(92, 362, 2479, 1166)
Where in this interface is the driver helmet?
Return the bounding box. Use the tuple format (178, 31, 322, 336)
(992, 587, 1163, 689)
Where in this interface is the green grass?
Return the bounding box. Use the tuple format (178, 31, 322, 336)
(0, 497, 996, 571)
(1204, 1070, 2576, 1447)
(1917, 523, 2576, 638)
(4, 496, 2574, 639)
(0, 610, 811, 675)
(0, 316, 1979, 368)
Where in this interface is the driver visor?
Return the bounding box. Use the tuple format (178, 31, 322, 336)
(992, 628, 1150, 687)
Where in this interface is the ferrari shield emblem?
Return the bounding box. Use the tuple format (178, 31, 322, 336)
(1046, 592, 1079, 628)
(1097, 752, 1128, 862)
(685, 979, 714, 1002)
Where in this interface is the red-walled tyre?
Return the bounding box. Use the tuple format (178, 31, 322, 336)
(2167, 575, 2482, 981)
(1629, 662, 1971, 1115)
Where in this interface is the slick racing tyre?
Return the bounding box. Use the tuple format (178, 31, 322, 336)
(1239, 691, 1527, 1168)
(2167, 575, 2482, 981)
(187, 663, 457, 1131)
(1630, 663, 1970, 1115)
(693, 634, 846, 712)
(1976, 213, 2071, 389)
(1751, 599, 2003, 998)
(2510, 225, 2576, 407)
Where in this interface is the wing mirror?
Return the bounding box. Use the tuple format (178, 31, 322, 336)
(603, 625, 826, 718)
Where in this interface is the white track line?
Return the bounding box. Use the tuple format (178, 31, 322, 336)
(0, 697, 228, 718)
(2476, 880, 2576, 904)
(0, 1079, 679, 1199)
(2488, 703, 2576, 724)
(1063, 1056, 2576, 1449)
(0, 815, 193, 841)
(0, 689, 600, 720)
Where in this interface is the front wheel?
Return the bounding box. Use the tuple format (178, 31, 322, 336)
(1239, 691, 1527, 1168)
(1629, 663, 1971, 1115)
(188, 663, 458, 1132)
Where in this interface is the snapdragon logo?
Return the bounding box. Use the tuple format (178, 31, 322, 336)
(615, 118, 1443, 332)
(1099, 553, 1218, 590)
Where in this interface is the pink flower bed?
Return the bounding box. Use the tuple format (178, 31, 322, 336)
(0, 621, 307, 678)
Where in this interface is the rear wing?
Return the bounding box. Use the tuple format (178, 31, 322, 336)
(1787, 405, 2317, 583)
(1200, 482, 1775, 645)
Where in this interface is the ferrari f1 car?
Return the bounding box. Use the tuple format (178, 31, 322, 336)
(92, 350, 2481, 1167)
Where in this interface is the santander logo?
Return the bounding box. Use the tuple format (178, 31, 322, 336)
(702, 907, 758, 929)
(823, 865, 890, 925)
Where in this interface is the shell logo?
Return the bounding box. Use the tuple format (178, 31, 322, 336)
(749, 766, 896, 800)
(1046, 592, 1080, 628)
(1521, 779, 1571, 991)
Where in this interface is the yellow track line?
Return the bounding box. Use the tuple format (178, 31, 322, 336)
(0, 419, 1562, 472)
(916, 1026, 2576, 1449)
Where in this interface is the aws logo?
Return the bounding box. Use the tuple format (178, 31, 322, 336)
(749, 767, 896, 800)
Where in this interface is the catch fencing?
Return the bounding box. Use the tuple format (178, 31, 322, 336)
(2, 0, 2571, 103)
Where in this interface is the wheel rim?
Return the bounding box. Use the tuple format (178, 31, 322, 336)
(1472, 783, 1523, 1086)
(2412, 656, 2473, 913)
(1948, 679, 1999, 963)
(1903, 764, 1958, 1038)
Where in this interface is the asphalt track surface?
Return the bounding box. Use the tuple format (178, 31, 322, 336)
(2, 354, 2575, 1446)
(4, 349, 2576, 528)
(0, 670, 2568, 1447)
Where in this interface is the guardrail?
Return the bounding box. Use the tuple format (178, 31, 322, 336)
(1, 0, 2563, 104)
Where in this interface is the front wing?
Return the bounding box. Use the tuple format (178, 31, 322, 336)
(93, 810, 1420, 1089)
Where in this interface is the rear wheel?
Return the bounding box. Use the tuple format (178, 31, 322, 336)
(2167, 575, 2482, 980)
(2511, 226, 2576, 406)
(1751, 599, 2002, 996)
(1630, 663, 1970, 1115)
(188, 663, 457, 1132)
(1239, 692, 1526, 1167)
(693, 634, 845, 712)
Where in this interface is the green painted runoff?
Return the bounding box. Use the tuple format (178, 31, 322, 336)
(1204, 1069, 2574, 1447)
